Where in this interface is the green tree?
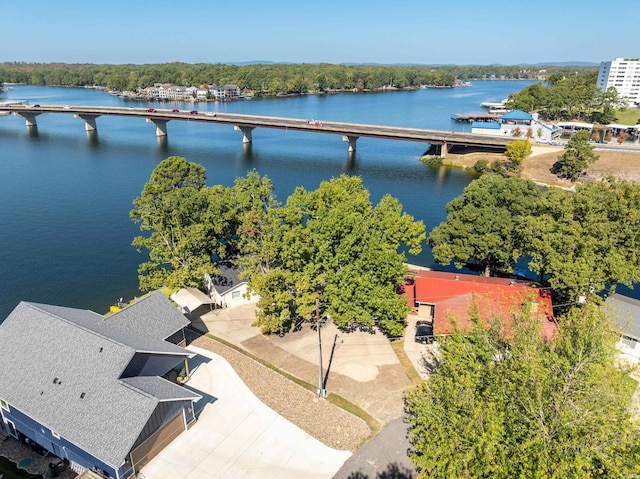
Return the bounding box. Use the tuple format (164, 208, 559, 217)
(130, 156, 234, 291)
(504, 139, 532, 170)
(521, 179, 640, 303)
(239, 175, 425, 336)
(405, 303, 640, 478)
(552, 130, 599, 180)
(428, 175, 542, 276)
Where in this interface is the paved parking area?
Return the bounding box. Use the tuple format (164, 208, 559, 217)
(403, 313, 440, 380)
(140, 346, 351, 479)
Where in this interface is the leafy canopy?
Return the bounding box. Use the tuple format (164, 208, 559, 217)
(130, 156, 238, 291)
(428, 175, 543, 277)
(238, 175, 426, 336)
(405, 303, 640, 478)
(552, 130, 599, 180)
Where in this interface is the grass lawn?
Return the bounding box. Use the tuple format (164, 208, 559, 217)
(0, 456, 41, 479)
(615, 108, 640, 126)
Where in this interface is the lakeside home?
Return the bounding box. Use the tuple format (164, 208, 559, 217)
(0, 292, 200, 478)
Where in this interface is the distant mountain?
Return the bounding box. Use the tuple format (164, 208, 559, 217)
(529, 61, 599, 67)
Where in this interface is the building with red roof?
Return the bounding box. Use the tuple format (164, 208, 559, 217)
(403, 271, 556, 340)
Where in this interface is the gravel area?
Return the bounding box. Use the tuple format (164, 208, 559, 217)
(190, 335, 371, 451)
(0, 434, 76, 479)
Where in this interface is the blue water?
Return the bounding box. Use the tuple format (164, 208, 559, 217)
(0, 81, 534, 319)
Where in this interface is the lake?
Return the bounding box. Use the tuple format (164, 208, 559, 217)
(0, 81, 534, 319)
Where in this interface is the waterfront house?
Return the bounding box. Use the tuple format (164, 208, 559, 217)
(403, 271, 556, 339)
(0, 292, 201, 479)
(471, 109, 560, 141)
(603, 293, 640, 364)
(204, 260, 258, 309)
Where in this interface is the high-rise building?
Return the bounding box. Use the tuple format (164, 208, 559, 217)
(597, 58, 640, 107)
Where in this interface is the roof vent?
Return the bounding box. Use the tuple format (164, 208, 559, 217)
(454, 275, 459, 280)
(99, 347, 103, 353)
(509, 281, 515, 286)
(80, 392, 86, 399)
(53, 378, 58, 384)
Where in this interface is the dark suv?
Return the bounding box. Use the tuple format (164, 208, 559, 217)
(415, 321, 434, 344)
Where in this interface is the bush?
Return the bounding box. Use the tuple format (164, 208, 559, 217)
(421, 156, 444, 166)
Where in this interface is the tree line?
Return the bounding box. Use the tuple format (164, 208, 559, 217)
(0, 61, 593, 96)
(506, 70, 627, 123)
(130, 156, 425, 337)
(429, 173, 640, 305)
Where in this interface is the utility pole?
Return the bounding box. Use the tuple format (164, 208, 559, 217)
(316, 298, 326, 398)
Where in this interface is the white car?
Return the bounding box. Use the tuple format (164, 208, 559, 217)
(206, 112, 216, 117)
(535, 138, 550, 144)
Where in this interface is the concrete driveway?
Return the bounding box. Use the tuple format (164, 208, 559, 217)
(403, 313, 440, 380)
(140, 346, 351, 479)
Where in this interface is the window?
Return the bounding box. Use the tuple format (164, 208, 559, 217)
(231, 291, 242, 300)
(620, 335, 638, 349)
(52, 431, 60, 439)
(0, 399, 8, 412)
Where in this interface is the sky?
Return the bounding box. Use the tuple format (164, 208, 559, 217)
(2, 0, 638, 66)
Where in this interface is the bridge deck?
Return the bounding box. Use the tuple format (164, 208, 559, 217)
(0, 104, 514, 150)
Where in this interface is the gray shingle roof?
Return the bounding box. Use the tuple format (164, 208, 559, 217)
(120, 377, 201, 402)
(0, 295, 197, 469)
(105, 291, 190, 341)
(210, 260, 244, 295)
(604, 294, 640, 340)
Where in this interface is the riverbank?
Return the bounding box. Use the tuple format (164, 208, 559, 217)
(437, 144, 640, 189)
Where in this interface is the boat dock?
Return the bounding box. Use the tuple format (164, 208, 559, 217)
(451, 112, 502, 123)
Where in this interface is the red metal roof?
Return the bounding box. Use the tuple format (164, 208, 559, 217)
(407, 271, 556, 340)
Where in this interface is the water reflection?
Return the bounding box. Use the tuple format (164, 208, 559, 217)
(86, 130, 99, 147)
(345, 151, 357, 172)
(27, 125, 39, 138)
(156, 135, 169, 153)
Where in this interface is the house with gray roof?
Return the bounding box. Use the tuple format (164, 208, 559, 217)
(204, 260, 258, 309)
(0, 292, 201, 479)
(603, 293, 640, 364)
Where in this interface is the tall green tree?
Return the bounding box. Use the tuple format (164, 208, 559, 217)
(552, 130, 599, 180)
(428, 175, 543, 276)
(130, 156, 235, 291)
(521, 179, 640, 303)
(238, 175, 425, 336)
(405, 303, 640, 478)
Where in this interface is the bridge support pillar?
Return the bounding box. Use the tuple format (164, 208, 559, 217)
(234, 125, 254, 143)
(439, 142, 448, 158)
(146, 118, 168, 137)
(74, 114, 100, 131)
(342, 135, 358, 152)
(14, 111, 40, 127)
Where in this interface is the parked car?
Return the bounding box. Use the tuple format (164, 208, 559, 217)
(147, 108, 156, 113)
(535, 138, 550, 144)
(189, 110, 198, 115)
(415, 321, 434, 344)
(31, 104, 40, 108)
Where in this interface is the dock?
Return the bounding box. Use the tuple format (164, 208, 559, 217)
(451, 112, 502, 123)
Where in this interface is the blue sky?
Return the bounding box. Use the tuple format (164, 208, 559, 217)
(2, 0, 638, 65)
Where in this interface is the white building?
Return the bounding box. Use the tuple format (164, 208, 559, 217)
(203, 261, 258, 309)
(604, 294, 640, 364)
(471, 110, 560, 141)
(597, 58, 640, 107)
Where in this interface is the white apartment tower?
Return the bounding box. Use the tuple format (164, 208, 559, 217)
(597, 58, 640, 107)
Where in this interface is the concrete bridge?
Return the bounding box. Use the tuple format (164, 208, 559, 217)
(0, 104, 514, 156)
